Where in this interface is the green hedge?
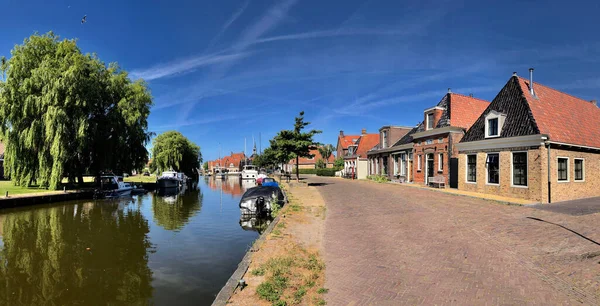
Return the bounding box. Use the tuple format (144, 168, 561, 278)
(296, 168, 318, 174)
(316, 168, 338, 176)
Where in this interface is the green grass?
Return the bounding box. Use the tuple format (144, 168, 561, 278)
(317, 288, 329, 294)
(124, 175, 157, 183)
(251, 267, 266, 276)
(60, 176, 96, 184)
(0, 181, 51, 195)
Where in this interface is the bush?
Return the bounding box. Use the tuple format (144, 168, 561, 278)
(315, 168, 337, 176)
(367, 174, 389, 183)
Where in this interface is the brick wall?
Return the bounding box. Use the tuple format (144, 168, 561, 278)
(412, 135, 449, 185)
(547, 148, 600, 202)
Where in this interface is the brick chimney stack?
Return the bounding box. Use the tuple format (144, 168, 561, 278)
(361, 128, 367, 135)
(339, 130, 344, 137)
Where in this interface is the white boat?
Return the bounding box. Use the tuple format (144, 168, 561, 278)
(177, 172, 188, 185)
(157, 171, 182, 189)
(241, 165, 259, 180)
(98, 175, 133, 197)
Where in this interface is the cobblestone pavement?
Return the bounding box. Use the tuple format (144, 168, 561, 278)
(530, 197, 600, 216)
(312, 177, 600, 305)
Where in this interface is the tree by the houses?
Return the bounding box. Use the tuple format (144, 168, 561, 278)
(334, 156, 344, 169)
(270, 111, 321, 181)
(202, 162, 209, 173)
(0, 32, 152, 189)
(317, 144, 335, 168)
(151, 131, 201, 178)
(315, 159, 326, 169)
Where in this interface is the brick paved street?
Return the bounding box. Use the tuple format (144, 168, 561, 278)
(312, 177, 600, 305)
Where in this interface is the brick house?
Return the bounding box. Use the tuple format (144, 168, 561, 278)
(412, 91, 489, 187)
(457, 69, 600, 203)
(366, 126, 412, 178)
(287, 147, 336, 170)
(379, 124, 422, 182)
(343, 129, 379, 179)
(336, 131, 361, 159)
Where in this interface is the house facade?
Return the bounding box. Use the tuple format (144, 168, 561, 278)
(366, 126, 412, 178)
(343, 129, 379, 179)
(378, 124, 421, 182)
(336, 131, 360, 159)
(411, 91, 489, 187)
(456, 70, 600, 203)
(288, 147, 336, 170)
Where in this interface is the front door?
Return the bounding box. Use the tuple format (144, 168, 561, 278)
(426, 154, 434, 184)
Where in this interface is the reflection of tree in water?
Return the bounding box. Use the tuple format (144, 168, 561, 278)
(152, 189, 203, 231)
(0, 201, 153, 305)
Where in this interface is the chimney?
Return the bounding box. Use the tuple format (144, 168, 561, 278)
(361, 128, 366, 135)
(591, 100, 597, 106)
(512, 71, 517, 77)
(447, 88, 452, 93)
(529, 68, 536, 97)
(339, 130, 344, 137)
(469, 93, 473, 97)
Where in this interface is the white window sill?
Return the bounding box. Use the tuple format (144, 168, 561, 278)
(574, 179, 585, 183)
(465, 181, 477, 184)
(511, 185, 528, 189)
(557, 180, 570, 183)
(485, 183, 500, 186)
(485, 135, 500, 139)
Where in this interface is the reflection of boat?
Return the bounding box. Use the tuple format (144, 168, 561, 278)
(241, 165, 259, 180)
(239, 215, 273, 234)
(157, 171, 182, 189)
(241, 179, 257, 189)
(97, 175, 133, 197)
(239, 186, 286, 216)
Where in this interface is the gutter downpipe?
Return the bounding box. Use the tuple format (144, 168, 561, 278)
(546, 141, 551, 203)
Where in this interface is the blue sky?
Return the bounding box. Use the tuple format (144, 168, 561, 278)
(2, 0, 600, 161)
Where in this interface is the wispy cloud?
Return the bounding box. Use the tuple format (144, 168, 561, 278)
(204, 1, 250, 52)
(130, 52, 249, 81)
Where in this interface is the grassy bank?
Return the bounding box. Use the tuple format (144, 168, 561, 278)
(0, 181, 52, 195)
(124, 175, 157, 183)
(228, 181, 327, 305)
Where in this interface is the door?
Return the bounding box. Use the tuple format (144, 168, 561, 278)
(426, 154, 434, 184)
(449, 157, 458, 188)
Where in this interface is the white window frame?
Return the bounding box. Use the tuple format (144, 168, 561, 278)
(426, 113, 434, 130)
(484, 110, 506, 139)
(417, 155, 422, 171)
(400, 153, 406, 176)
(574, 158, 585, 182)
(465, 154, 477, 184)
(438, 153, 443, 172)
(485, 152, 500, 186)
(382, 131, 388, 148)
(510, 151, 528, 188)
(557, 157, 569, 182)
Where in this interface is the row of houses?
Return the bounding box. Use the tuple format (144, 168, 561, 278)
(338, 69, 600, 203)
(207, 152, 249, 174)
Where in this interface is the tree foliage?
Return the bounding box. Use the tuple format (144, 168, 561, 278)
(270, 111, 321, 181)
(315, 159, 326, 169)
(0, 32, 153, 189)
(151, 131, 201, 178)
(317, 144, 334, 167)
(334, 156, 344, 168)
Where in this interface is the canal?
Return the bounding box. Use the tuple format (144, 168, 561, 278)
(0, 177, 269, 305)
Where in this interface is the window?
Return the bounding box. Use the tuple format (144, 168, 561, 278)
(512, 152, 527, 186)
(417, 155, 422, 170)
(400, 154, 406, 176)
(427, 113, 434, 129)
(557, 158, 568, 181)
(438, 138, 443, 143)
(438, 153, 443, 171)
(486, 153, 499, 184)
(382, 131, 388, 148)
(418, 141, 422, 146)
(467, 155, 476, 182)
(574, 159, 584, 181)
(488, 118, 498, 137)
(426, 139, 433, 145)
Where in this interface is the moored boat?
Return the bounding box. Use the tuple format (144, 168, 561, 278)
(241, 165, 259, 180)
(239, 185, 286, 216)
(96, 175, 133, 198)
(157, 171, 182, 189)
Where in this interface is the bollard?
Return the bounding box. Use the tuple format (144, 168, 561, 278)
(5, 191, 8, 198)
(64, 186, 66, 193)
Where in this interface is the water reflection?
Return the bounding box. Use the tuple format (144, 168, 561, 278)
(0, 200, 153, 305)
(239, 215, 273, 234)
(152, 187, 203, 232)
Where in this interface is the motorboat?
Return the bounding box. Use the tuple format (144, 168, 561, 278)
(157, 171, 182, 189)
(261, 177, 279, 188)
(241, 165, 259, 180)
(239, 185, 286, 216)
(96, 175, 133, 197)
(177, 172, 188, 185)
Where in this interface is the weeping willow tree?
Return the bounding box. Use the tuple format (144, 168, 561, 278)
(151, 131, 201, 178)
(0, 32, 153, 189)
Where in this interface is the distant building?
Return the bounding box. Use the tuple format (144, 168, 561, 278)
(286, 147, 336, 170)
(342, 129, 379, 179)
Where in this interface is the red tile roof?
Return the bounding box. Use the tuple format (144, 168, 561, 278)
(517, 77, 600, 148)
(355, 134, 379, 158)
(338, 135, 360, 149)
(449, 93, 490, 129)
(290, 148, 336, 165)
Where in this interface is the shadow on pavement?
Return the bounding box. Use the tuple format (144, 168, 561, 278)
(308, 182, 331, 187)
(530, 197, 600, 216)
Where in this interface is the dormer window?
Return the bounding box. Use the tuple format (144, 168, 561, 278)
(426, 113, 434, 130)
(382, 131, 388, 148)
(484, 110, 506, 138)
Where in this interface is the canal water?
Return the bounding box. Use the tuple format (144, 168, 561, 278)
(0, 177, 270, 305)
